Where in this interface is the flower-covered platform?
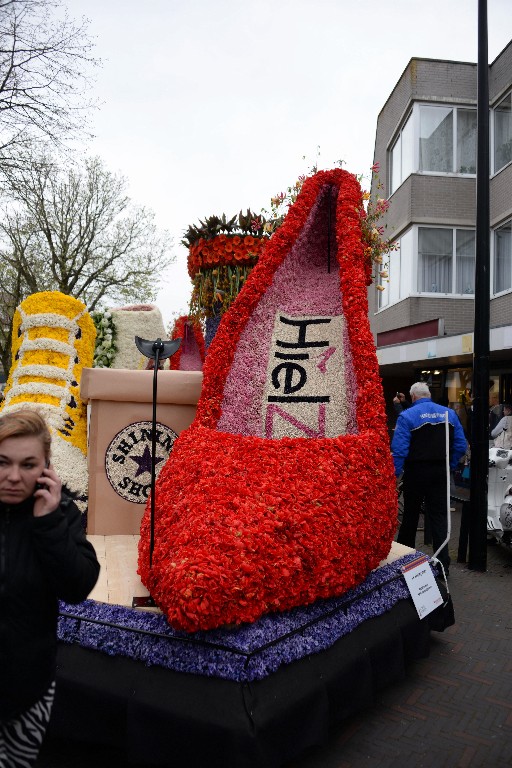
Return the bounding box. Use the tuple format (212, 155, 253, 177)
(47, 169, 454, 766)
(49, 541, 453, 768)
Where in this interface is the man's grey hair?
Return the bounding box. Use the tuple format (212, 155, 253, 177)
(410, 381, 431, 399)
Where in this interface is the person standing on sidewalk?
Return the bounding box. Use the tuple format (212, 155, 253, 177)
(391, 382, 467, 574)
(392, 392, 411, 415)
(491, 403, 512, 449)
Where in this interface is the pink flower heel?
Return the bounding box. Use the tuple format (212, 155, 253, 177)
(138, 169, 397, 631)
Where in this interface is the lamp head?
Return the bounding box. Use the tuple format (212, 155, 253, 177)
(135, 336, 181, 361)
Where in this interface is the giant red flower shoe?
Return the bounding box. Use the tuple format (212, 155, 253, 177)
(138, 169, 397, 631)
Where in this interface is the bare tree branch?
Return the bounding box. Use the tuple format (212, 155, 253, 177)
(0, 0, 99, 164)
(0, 154, 175, 374)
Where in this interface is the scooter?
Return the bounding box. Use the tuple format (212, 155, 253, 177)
(487, 445, 512, 546)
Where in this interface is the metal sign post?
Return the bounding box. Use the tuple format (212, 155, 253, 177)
(134, 336, 181, 568)
(468, 0, 490, 571)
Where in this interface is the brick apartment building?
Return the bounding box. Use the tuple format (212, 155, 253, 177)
(370, 42, 512, 434)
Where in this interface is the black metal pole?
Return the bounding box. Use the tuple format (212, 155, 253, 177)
(132, 335, 181, 582)
(327, 186, 332, 274)
(468, 0, 490, 571)
(149, 340, 164, 567)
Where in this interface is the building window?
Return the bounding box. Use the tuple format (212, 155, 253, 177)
(419, 105, 476, 174)
(419, 106, 453, 173)
(390, 104, 477, 193)
(457, 109, 478, 174)
(418, 227, 475, 295)
(494, 91, 512, 173)
(399, 229, 413, 298)
(456, 229, 476, 294)
(378, 227, 475, 309)
(390, 113, 413, 194)
(418, 227, 452, 292)
(494, 221, 512, 294)
(378, 229, 412, 308)
(377, 243, 397, 308)
(390, 138, 400, 197)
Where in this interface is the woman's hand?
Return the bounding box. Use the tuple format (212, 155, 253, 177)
(33, 464, 62, 518)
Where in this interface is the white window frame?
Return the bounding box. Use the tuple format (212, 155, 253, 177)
(377, 228, 412, 310)
(389, 103, 477, 194)
(492, 89, 512, 175)
(389, 111, 413, 195)
(376, 225, 476, 310)
(492, 218, 512, 297)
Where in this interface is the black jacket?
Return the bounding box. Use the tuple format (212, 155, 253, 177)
(0, 493, 99, 720)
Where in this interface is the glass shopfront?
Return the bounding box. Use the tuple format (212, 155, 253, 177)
(415, 366, 512, 437)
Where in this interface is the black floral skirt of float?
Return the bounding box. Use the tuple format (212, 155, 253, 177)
(48, 584, 453, 768)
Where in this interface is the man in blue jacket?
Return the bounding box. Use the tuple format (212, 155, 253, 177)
(391, 381, 467, 574)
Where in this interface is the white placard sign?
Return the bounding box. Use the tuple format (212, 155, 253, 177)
(401, 555, 444, 619)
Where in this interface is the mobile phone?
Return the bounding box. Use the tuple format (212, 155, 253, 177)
(36, 459, 50, 491)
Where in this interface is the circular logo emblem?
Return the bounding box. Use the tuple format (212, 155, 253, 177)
(105, 421, 178, 504)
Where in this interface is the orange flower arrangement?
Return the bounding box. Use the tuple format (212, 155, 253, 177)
(183, 211, 269, 320)
(187, 234, 266, 277)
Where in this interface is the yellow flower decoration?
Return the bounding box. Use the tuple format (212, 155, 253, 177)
(1, 291, 96, 456)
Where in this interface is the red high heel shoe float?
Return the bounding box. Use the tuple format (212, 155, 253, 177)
(169, 315, 205, 371)
(139, 169, 397, 631)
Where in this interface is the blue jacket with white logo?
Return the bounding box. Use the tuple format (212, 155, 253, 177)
(391, 397, 467, 477)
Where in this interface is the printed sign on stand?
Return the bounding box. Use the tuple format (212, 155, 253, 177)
(401, 554, 444, 619)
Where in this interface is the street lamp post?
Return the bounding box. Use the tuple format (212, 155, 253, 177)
(468, 0, 490, 571)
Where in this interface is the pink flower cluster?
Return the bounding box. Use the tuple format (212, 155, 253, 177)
(218, 185, 355, 436)
(169, 315, 205, 371)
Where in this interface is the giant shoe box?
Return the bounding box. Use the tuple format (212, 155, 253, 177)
(80, 368, 202, 534)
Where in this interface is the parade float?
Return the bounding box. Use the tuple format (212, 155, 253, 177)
(1, 170, 453, 768)
(140, 168, 401, 631)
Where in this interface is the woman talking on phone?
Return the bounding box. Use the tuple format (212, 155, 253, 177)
(0, 408, 99, 767)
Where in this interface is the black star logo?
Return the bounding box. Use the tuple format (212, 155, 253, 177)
(129, 445, 164, 478)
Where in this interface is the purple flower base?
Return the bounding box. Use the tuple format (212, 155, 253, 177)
(58, 551, 437, 682)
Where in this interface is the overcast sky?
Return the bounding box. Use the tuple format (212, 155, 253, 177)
(71, 0, 512, 325)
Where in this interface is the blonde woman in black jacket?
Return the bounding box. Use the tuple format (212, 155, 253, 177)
(0, 408, 99, 767)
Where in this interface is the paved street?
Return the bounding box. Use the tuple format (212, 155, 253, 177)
(285, 505, 512, 768)
(38, 503, 512, 768)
